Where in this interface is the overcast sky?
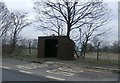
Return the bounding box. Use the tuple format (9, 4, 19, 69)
(1, 0, 119, 42)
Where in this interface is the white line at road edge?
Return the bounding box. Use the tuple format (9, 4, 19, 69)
(19, 70, 33, 74)
(46, 76, 65, 81)
(1, 66, 11, 69)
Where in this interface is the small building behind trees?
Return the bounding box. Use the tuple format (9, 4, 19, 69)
(37, 36, 75, 60)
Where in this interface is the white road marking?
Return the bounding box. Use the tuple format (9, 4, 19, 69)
(19, 70, 33, 74)
(58, 68, 84, 73)
(0, 66, 2, 68)
(46, 76, 65, 81)
(46, 70, 74, 76)
(0, 65, 11, 69)
(45, 61, 55, 64)
(59, 68, 72, 71)
(80, 70, 84, 72)
(63, 72, 74, 76)
(2, 66, 11, 69)
(88, 70, 101, 72)
(16, 63, 48, 70)
(17, 65, 32, 69)
(46, 70, 60, 74)
(86, 69, 113, 74)
(37, 64, 48, 68)
(55, 62, 64, 64)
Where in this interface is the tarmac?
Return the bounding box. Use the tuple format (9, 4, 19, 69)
(19, 58, 119, 74)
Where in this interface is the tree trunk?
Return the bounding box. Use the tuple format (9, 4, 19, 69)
(9, 30, 17, 54)
(67, 23, 71, 38)
(97, 48, 99, 60)
(9, 39, 16, 54)
(97, 42, 101, 60)
(74, 49, 79, 59)
(83, 45, 86, 60)
(81, 42, 87, 60)
(29, 41, 31, 55)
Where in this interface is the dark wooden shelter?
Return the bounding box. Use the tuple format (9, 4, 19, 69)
(37, 36, 75, 60)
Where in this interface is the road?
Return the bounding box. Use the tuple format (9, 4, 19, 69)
(2, 68, 52, 81)
(1, 58, 119, 81)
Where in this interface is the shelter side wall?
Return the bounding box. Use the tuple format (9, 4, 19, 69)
(57, 38, 74, 60)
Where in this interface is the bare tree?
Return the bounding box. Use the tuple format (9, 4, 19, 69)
(27, 39, 38, 55)
(31, 39, 38, 49)
(36, 15, 65, 36)
(92, 37, 104, 60)
(9, 11, 31, 54)
(27, 39, 32, 55)
(34, 0, 109, 38)
(0, 2, 11, 39)
(80, 22, 110, 59)
(112, 41, 120, 53)
(34, 0, 111, 59)
(74, 21, 110, 59)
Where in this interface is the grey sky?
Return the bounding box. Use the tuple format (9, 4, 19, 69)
(2, 0, 119, 42)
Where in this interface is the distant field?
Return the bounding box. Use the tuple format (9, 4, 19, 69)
(2, 48, 119, 67)
(85, 52, 118, 61)
(74, 52, 118, 67)
(20, 49, 37, 56)
(3, 49, 118, 61)
(2, 48, 37, 59)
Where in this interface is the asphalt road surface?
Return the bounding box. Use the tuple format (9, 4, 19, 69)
(2, 68, 52, 81)
(2, 58, 119, 81)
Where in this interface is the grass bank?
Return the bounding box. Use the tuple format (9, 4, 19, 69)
(2, 51, 119, 69)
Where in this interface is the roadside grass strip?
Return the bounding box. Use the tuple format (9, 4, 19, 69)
(46, 76, 65, 81)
